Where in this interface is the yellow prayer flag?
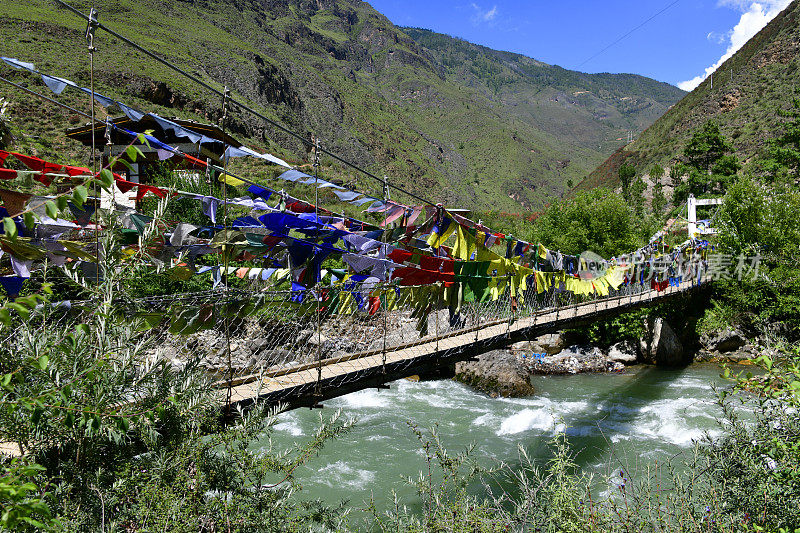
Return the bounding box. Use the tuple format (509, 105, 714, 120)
(535, 271, 550, 294)
(218, 173, 245, 187)
(452, 225, 476, 260)
(381, 288, 398, 311)
(594, 278, 610, 297)
(338, 291, 355, 315)
(538, 243, 548, 260)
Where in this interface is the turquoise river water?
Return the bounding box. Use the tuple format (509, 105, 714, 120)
(264, 364, 736, 516)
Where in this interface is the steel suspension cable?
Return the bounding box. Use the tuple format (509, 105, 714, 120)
(0, 71, 393, 237)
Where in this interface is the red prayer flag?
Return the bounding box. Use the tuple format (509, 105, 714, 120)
(368, 296, 381, 315)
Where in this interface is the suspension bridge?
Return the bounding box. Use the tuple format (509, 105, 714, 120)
(212, 279, 702, 411)
(0, 2, 716, 465)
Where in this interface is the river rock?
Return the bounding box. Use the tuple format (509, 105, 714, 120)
(454, 350, 535, 397)
(607, 340, 638, 365)
(247, 337, 271, 351)
(321, 337, 359, 355)
(510, 341, 533, 352)
(727, 343, 757, 361)
(306, 332, 329, 346)
(531, 332, 567, 355)
(526, 344, 623, 374)
(297, 329, 314, 344)
(701, 329, 747, 353)
(640, 318, 685, 366)
(261, 348, 290, 365)
(696, 342, 756, 363)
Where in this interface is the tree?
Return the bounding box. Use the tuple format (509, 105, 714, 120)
(669, 162, 687, 188)
(709, 154, 741, 192)
(630, 175, 647, 215)
(618, 164, 645, 213)
(528, 188, 643, 258)
(651, 183, 666, 215)
(684, 121, 731, 173)
(674, 122, 739, 202)
(673, 168, 712, 206)
(713, 174, 800, 334)
(711, 154, 741, 177)
(618, 164, 635, 201)
(649, 164, 665, 184)
(646, 164, 666, 215)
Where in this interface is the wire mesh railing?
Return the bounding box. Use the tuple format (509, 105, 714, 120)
(99, 273, 701, 408)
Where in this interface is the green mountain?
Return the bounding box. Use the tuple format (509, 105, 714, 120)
(580, 0, 800, 191)
(0, 0, 683, 210)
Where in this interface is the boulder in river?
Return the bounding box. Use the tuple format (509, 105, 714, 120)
(530, 332, 567, 355)
(607, 340, 638, 365)
(455, 350, 535, 397)
(639, 318, 686, 366)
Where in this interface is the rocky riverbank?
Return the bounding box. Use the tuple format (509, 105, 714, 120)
(454, 321, 759, 398)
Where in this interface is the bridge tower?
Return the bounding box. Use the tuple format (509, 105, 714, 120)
(687, 194, 723, 238)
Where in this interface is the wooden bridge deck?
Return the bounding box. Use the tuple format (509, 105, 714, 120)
(226, 280, 702, 409)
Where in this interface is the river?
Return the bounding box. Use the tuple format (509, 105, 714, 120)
(264, 363, 736, 517)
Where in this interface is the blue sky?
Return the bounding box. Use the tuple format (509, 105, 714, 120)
(368, 0, 791, 89)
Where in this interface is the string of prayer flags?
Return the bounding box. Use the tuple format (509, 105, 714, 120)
(248, 184, 273, 201)
(0, 149, 94, 187)
(277, 169, 311, 182)
(333, 190, 362, 202)
(380, 204, 406, 227)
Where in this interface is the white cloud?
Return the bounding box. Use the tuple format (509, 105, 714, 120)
(717, 0, 786, 10)
(678, 1, 791, 91)
(470, 3, 499, 25)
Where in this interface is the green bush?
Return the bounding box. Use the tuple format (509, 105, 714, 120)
(527, 188, 647, 258)
(0, 294, 354, 531)
(712, 175, 800, 338)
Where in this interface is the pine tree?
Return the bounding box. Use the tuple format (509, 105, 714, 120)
(684, 121, 730, 173)
(618, 164, 635, 200)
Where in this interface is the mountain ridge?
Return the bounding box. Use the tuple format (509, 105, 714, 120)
(580, 0, 800, 191)
(0, 0, 684, 209)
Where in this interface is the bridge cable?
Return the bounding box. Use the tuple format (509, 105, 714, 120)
(577, 0, 682, 68)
